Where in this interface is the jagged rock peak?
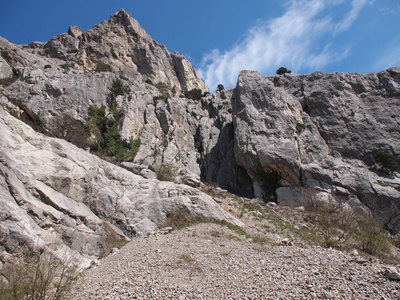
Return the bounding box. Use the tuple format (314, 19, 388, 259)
(67, 25, 84, 38)
(40, 9, 208, 95)
(106, 8, 152, 41)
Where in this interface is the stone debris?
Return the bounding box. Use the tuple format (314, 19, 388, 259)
(72, 223, 400, 299)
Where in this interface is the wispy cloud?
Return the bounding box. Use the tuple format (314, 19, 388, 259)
(373, 37, 400, 71)
(199, 0, 367, 89)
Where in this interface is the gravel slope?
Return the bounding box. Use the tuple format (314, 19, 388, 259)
(72, 223, 400, 299)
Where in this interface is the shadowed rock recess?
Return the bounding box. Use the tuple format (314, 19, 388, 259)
(0, 9, 399, 265)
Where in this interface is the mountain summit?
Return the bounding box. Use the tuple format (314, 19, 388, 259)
(27, 9, 208, 96)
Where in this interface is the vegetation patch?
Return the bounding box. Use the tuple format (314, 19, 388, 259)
(144, 78, 153, 85)
(59, 63, 70, 71)
(174, 253, 202, 273)
(1, 49, 12, 63)
(372, 148, 399, 174)
(153, 82, 171, 101)
(185, 88, 209, 100)
(33, 111, 48, 134)
(109, 78, 128, 97)
(155, 163, 177, 182)
(0, 245, 78, 300)
(158, 205, 198, 230)
(276, 67, 292, 75)
(296, 122, 305, 133)
(85, 104, 140, 162)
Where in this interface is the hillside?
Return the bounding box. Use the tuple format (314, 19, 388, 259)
(0, 9, 400, 294)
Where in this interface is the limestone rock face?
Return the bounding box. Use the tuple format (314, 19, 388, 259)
(232, 70, 400, 227)
(0, 56, 13, 79)
(0, 8, 400, 262)
(40, 9, 207, 96)
(0, 107, 242, 264)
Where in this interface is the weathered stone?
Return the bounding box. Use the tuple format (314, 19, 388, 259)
(0, 107, 242, 264)
(42, 9, 208, 96)
(385, 266, 400, 281)
(0, 56, 13, 79)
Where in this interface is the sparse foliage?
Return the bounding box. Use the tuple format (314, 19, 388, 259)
(156, 163, 177, 182)
(85, 104, 140, 162)
(313, 200, 356, 248)
(109, 78, 128, 97)
(185, 88, 203, 100)
(154, 82, 171, 100)
(356, 214, 390, 255)
(372, 148, 398, 173)
(158, 205, 196, 230)
(0, 245, 78, 300)
(33, 111, 47, 134)
(1, 50, 12, 63)
(59, 63, 69, 71)
(98, 222, 130, 259)
(217, 84, 224, 91)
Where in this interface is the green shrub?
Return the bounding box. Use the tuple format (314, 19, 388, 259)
(85, 104, 140, 162)
(185, 88, 208, 100)
(296, 122, 305, 132)
(276, 67, 291, 75)
(217, 84, 224, 91)
(109, 78, 127, 97)
(44, 64, 52, 69)
(145, 78, 153, 85)
(372, 148, 398, 173)
(59, 63, 69, 70)
(33, 111, 47, 133)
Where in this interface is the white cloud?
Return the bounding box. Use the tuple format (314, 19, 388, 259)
(198, 0, 367, 89)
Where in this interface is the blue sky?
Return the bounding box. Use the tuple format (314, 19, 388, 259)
(0, 0, 399, 89)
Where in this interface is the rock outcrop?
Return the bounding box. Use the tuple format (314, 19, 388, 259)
(30, 9, 207, 96)
(232, 70, 400, 227)
(0, 106, 242, 264)
(0, 9, 399, 264)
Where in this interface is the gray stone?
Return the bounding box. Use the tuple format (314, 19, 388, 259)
(0, 107, 243, 264)
(385, 266, 400, 281)
(0, 56, 13, 79)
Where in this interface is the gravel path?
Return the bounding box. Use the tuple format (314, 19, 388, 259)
(72, 223, 400, 299)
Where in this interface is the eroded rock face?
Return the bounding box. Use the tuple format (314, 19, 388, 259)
(232, 70, 400, 227)
(40, 9, 207, 96)
(1, 8, 400, 263)
(0, 107, 242, 264)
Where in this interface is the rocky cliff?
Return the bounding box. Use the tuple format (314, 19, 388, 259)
(0, 9, 399, 264)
